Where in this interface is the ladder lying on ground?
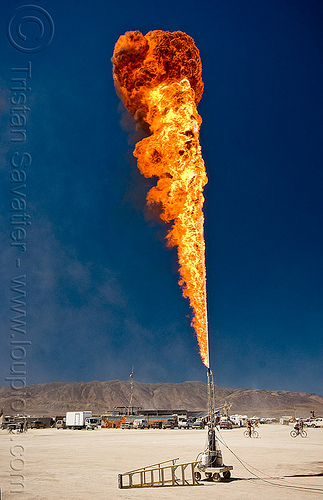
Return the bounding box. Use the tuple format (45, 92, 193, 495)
(118, 458, 202, 488)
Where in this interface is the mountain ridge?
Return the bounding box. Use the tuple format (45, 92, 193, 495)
(1, 380, 322, 417)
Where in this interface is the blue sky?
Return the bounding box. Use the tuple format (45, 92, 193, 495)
(1, 0, 322, 395)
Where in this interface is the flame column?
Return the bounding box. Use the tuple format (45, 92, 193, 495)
(134, 79, 209, 366)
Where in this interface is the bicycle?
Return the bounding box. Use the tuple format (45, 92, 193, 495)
(290, 428, 307, 438)
(244, 428, 259, 438)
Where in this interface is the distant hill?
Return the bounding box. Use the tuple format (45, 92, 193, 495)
(0, 380, 322, 417)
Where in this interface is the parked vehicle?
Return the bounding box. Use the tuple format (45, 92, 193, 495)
(192, 418, 205, 429)
(151, 421, 163, 429)
(66, 411, 92, 429)
(313, 418, 323, 428)
(303, 419, 315, 428)
(178, 418, 192, 429)
(133, 419, 150, 429)
(85, 417, 99, 430)
(162, 419, 177, 429)
(259, 418, 276, 424)
(219, 420, 232, 430)
(121, 421, 133, 429)
(1, 421, 14, 430)
(56, 419, 66, 429)
(30, 420, 46, 429)
(230, 414, 247, 427)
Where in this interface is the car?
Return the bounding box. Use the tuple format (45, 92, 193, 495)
(140, 420, 150, 429)
(303, 419, 315, 428)
(162, 419, 177, 429)
(219, 420, 233, 430)
(121, 421, 133, 429)
(313, 418, 323, 428)
(30, 420, 46, 429)
(192, 419, 205, 429)
(178, 419, 191, 429)
(1, 421, 14, 430)
(151, 421, 163, 429)
(56, 420, 66, 429)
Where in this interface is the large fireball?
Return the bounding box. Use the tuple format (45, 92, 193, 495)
(112, 30, 209, 367)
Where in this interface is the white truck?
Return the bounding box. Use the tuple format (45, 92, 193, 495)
(66, 411, 92, 429)
(85, 417, 100, 430)
(133, 418, 149, 429)
(178, 418, 191, 429)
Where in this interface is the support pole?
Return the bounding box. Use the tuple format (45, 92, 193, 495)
(207, 367, 220, 467)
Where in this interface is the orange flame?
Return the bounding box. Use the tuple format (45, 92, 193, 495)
(112, 30, 209, 367)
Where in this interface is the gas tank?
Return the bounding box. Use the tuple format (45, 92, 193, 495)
(201, 452, 209, 467)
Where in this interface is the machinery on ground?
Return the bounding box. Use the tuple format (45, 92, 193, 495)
(194, 368, 233, 482)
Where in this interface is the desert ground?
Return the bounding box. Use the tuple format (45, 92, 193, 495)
(0, 425, 322, 499)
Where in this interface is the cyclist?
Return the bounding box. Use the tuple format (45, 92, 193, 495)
(293, 420, 299, 430)
(246, 419, 252, 437)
